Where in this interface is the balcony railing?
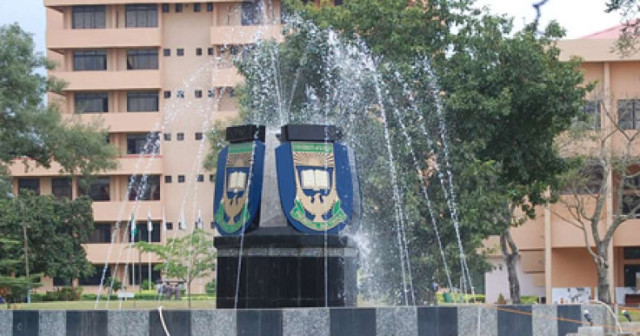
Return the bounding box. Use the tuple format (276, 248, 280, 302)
(47, 28, 160, 50)
(64, 112, 161, 133)
(54, 70, 161, 91)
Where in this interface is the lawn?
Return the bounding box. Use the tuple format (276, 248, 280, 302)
(1, 299, 217, 310)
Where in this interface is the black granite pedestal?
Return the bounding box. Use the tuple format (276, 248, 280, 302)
(214, 226, 358, 309)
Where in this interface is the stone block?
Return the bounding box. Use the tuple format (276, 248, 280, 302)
(283, 308, 329, 336)
(0, 311, 11, 336)
(330, 308, 376, 336)
(376, 306, 417, 336)
(576, 326, 604, 336)
(192, 310, 237, 336)
(13, 310, 38, 336)
(39, 311, 65, 336)
(457, 305, 497, 336)
(532, 305, 557, 336)
(108, 310, 148, 336)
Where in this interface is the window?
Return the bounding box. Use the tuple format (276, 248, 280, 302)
(164, 91, 171, 99)
(177, 48, 184, 56)
(89, 223, 112, 243)
(207, 3, 214, 12)
(162, 4, 170, 13)
(208, 89, 216, 98)
(52, 178, 72, 199)
(197, 174, 204, 182)
(623, 195, 640, 217)
(127, 49, 158, 70)
(195, 132, 203, 140)
(178, 175, 185, 183)
(209, 174, 215, 182)
(163, 48, 171, 57)
(624, 247, 640, 259)
(53, 277, 72, 287)
(125, 4, 158, 28)
(128, 175, 161, 201)
(619, 100, 640, 130)
(73, 50, 107, 71)
(210, 221, 215, 229)
(335, 0, 343, 5)
(194, 3, 201, 12)
(78, 177, 110, 201)
(72, 5, 106, 29)
(241, 1, 263, 25)
(164, 175, 172, 183)
(177, 132, 184, 141)
(230, 45, 239, 56)
(127, 91, 159, 112)
(195, 90, 202, 98)
(177, 90, 185, 98)
(164, 133, 171, 141)
(196, 48, 202, 56)
(75, 92, 108, 113)
(208, 47, 214, 56)
(175, 4, 183, 12)
(18, 178, 40, 195)
(127, 133, 159, 155)
(228, 88, 235, 97)
(79, 266, 109, 286)
(129, 264, 161, 285)
(624, 264, 640, 287)
(581, 100, 601, 130)
(132, 223, 161, 243)
(166, 222, 173, 230)
(560, 164, 603, 195)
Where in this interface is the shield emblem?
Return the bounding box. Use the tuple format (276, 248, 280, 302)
(214, 141, 265, 235)
(276, 141, 353, 234)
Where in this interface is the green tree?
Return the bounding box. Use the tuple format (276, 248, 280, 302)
(0, 237, 41, 308)
(605, 0, 640, 56)
(0, 23, 117, 197)
(135, 229, 216, 307)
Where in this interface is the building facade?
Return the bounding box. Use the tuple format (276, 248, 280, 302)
(485, 25, 640, 305)
(10, 0, 282, 293)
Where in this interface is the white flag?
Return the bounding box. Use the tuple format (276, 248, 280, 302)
(147, 208, 153, 232)
(196, 209, 203, 230)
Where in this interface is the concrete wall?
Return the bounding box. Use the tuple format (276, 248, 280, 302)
(0, 304, 612, 336)
(485, 256, 546, 304)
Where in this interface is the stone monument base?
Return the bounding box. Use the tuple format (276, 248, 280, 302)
(214, 226, 358, 309)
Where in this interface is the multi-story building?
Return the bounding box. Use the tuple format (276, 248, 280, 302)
(10, 0, 282, 293)
(485, 24, 640, 305)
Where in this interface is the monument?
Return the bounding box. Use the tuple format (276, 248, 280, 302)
(214, 124, 358, 308)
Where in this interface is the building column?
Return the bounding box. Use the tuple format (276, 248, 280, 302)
(603, 61, 616, 302)
(545, 202, 552, 303)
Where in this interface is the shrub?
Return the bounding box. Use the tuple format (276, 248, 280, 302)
(141, 279, 154, 291)
(205, 280, 216, 295)
(44, 287, 83, 301)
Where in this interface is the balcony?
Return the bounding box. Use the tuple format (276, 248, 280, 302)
(92, 200, 163, 222)
(47, 28, 160, 51)
(54, 70, 161, 91)
(64, 112, 161, 133)
(9, 155, 163, 177)
(46, 0, 245, 6)
(210, 25, 283, 45)
(212, 68, 243, 87)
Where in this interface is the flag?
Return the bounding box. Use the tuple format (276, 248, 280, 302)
(179, 210, 186, 230)
(147, 208, 153, 232)
(196, 209, 203, 230)
(130, 213, 137, 241)
(162, 207, 167, 232)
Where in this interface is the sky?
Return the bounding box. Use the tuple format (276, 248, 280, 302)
(0, 0, 626, 56)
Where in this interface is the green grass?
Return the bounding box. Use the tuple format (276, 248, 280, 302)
(1, 299, 217, 310)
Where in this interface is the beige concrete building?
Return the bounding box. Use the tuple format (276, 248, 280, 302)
(485, 25, 640, 305)
(10, 0, 281, 294)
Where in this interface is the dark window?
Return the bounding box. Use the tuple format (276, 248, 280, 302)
(73, 50, 107, 71)
(228, 88, 235, 97)
(72, 5, 106, 29)
(335, 0, 343, 5)
(78, 177, 110, 201)
(207, 47, 214, 56)
(194, 3, 201, 12)
(162, 4, 170, 13)
(129, 264, 161, 285)
(195, 132, 203, 140)
(164, 91, 171, 99)
(125, 4, 158, 28)
(624, 264, 640, 287)
(561, 164, 603, 195)
(178, 175, 185, 183)
(163, 48, 171, 57)
(623, 195, 640, 217)
(52, 178, 72, 199)
(53, 277, 72, 287)
(209, 174, 215, 182)
(210, 221, 215, 229)
(177, 132, 184, 141)
(624, 247, 640, 259)
(195, 90, 202, 98)
(166, 222, 173, 230)
(177, 90, 185, 98)
(18, 178, 40, 195)
(208, 89, 216, 98)
(177, 48, 184, 56)
(89, 223, 112, 243)
(619, 100, 640, 130)
(175, 4, 183, 12)
(197, 174, 204, 182)
(79, 266, 109, 286)
(132, 223, 161, 242)
(583, 100, 602, 130)
(75, 92, 108, 113)
(230, 45, 239, 55)
(128, 175, 161, 201)
(164, 175, 172, 183)
(164, 133, 171, 141)
(127, 133, 160, 155)
(207, 3, 214, 12)
(127, 91, 159, 112)
(196, 48, 202, 56)
(241, 1, 263, 25)
(127, 49, 158, 70)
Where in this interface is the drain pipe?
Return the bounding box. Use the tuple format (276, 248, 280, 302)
(587, 300, 622, 334)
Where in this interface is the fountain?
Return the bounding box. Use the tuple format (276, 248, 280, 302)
(213, 124, 358, 308)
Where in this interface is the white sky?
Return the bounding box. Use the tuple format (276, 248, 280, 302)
(0, 0, 626, 55)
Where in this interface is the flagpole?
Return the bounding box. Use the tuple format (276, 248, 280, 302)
(148, 208, 152, 292)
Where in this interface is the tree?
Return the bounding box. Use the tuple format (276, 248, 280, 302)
(0, 194, 95, 283)
(135, 229, 216, 308)
(605, 0, 640, 56)
(0, 23, 116, 197)
(553, 96, 640, 304)
(0, 237, 40, 308)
